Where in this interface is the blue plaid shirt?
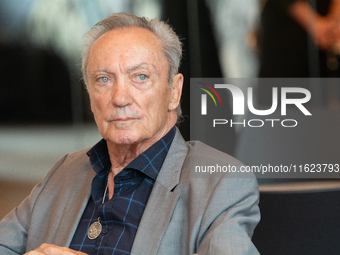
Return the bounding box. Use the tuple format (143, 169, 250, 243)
(69, 127, 176, 255)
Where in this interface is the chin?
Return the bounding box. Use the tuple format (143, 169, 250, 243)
(107, 130, 141, 145)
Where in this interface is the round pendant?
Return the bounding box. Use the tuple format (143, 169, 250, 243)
(87, 219, 102, 240)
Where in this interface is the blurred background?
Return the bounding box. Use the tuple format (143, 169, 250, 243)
(1, 0, 340, 254)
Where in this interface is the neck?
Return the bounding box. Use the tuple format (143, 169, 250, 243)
(105, 114, 177, 199)
(107, 143, 142, 176)
(107, 113, 177, 177)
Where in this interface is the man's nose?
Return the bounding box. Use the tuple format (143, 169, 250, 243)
(111, 79, 131, 107)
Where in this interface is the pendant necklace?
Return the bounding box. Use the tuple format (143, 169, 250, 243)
(87, 175, 109, 240)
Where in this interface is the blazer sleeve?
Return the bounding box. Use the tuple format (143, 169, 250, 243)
(0, 155, 68, 255)
(195, 174, 260, 255)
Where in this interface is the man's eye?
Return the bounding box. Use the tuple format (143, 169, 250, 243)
(136, 74, 147, 81)
(99, 77, 109, 83)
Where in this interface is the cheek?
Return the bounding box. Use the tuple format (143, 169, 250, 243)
(90, 96, 106, 122)
(90, 91, 108, 110)
(147, 97, 170, 122)
(90, 96, 99, 114)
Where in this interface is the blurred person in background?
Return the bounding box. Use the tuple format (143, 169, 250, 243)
(258, 0, 340, 107)
(259, 0, 340, 78)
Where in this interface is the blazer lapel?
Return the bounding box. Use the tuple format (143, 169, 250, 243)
(52, 164, 96, 247)
(26, 152, 97, 252)
(131, 129, 189, 255)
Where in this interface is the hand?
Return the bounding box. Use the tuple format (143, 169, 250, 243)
(24, 243, 87, 255)
(311, 17, 340, 50)
(288, 1, 340, 50)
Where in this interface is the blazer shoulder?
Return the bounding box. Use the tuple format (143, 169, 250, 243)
(61, 147, 90, 165)
(186, 140, 244, 166)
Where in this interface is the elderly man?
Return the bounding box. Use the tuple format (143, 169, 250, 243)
(0, 13, 260, 255)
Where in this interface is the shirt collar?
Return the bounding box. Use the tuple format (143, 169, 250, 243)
(87, 126, 176, 180)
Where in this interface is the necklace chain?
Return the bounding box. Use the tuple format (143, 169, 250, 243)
(102, 175, 109, 204)
(88, 174, 109, 239)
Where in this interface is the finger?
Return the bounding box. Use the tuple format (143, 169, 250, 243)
(35, 243, 77, 255)
(24, 252, 45, 255)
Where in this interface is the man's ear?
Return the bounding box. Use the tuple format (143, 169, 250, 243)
(169, 73, 184, 111)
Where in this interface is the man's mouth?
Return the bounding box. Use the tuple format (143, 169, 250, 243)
(114, 117, 136, 121)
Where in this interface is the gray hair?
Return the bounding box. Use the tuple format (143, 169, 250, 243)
(82, 12, 183, 118)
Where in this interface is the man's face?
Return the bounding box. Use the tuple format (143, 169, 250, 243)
(86, 27, 182, 147)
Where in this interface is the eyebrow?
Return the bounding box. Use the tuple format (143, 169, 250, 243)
(89, 69, 113, 77)
(126, 62, 155, 73)
(89, 63, 157, 77)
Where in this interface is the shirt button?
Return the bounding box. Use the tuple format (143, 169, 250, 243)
(102, 228, 108, 234)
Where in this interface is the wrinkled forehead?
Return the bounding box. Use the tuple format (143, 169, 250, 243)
(87, 26, 168, 73)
